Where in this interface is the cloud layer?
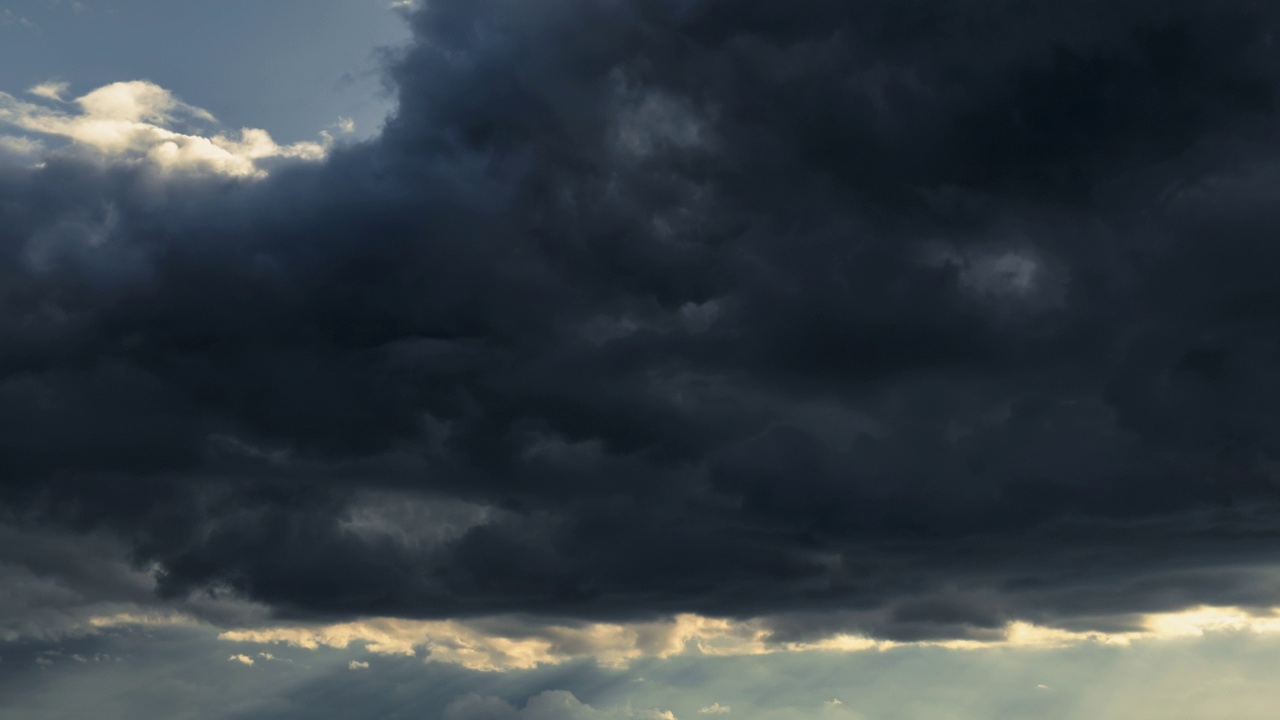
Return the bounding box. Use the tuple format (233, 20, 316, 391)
(5, 0, 1280, 647)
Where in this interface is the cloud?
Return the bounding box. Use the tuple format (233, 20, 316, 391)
(4, 0, 1280, 652)
(228, 654, 255, 666)
(0, 524, 177, 643)
(0, 134, 42, 157)
(209, 605, 1280, 671)
(28, 82, 69, 102)
(1, 9, 35, 28)
(444, 691, 677, 720)
(699, 703, 730, 714)
(0, 80, 327, 177)
(13, 617, 1280, 720)
(613, 85, 710, 157)
(0, 523, 272, 646)
(217, 614, 748, 671)
(348, 660, 369, 670)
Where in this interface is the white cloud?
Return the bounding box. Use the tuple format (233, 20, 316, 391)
(228, 654, 255, 666)
(0, 80, 330, 178)
(28, 82, 69, 102)
(699, 703, 731, 714)
(76, 80, 215, 124)
(348, 660, 370, 670)
(825, 699, 844, 707)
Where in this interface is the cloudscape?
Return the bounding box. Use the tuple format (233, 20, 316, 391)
(6, 1, 1280, 718)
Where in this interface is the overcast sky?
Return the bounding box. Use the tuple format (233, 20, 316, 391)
(5, 0, 1280, 718)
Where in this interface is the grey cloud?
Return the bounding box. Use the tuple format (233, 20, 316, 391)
(4, 0, 1280, 641)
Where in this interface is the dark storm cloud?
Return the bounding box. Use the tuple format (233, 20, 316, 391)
(5, 0, 1280, 638)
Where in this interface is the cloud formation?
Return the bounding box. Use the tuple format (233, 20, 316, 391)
(0, 80, 328, 176)
(4, 0, 1280, 650)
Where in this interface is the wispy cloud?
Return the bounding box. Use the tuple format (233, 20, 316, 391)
(0, 134, 42, 156)
(27, 81, 68, 101)
(1, 8, 35, 29)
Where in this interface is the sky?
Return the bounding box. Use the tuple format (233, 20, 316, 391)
(0, 0, 408, 141)
(5, 0, 1280, 718)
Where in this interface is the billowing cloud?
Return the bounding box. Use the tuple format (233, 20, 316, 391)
(3, 0, 1280, 655)
(0, 80, 328, 177)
